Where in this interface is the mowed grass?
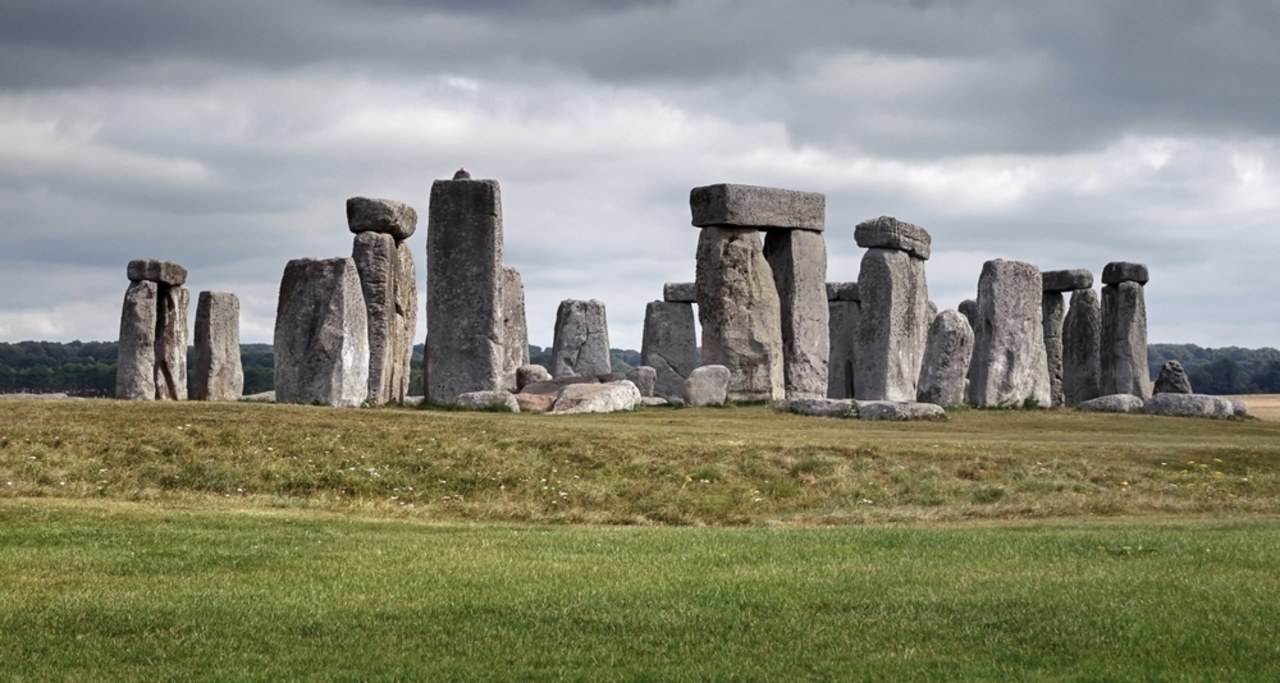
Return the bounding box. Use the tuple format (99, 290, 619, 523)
(2, 500, 1278, 681)
(1, 400, 1278, 525)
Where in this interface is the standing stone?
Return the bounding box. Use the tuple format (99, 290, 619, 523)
(917, 310, 974, 408)
(764, 229, 829, 399)
(1154, 360, 1194, 394)
(642, 301, 699, 400)
(425, 173, 504, 404)
(551, 299, 611, 378)
(826, 283, 860, 399)
(968, 260, 1051, 408)
(682, 365, 731, 407)
(274, 257, 369, 408)
(1062, 288, 1103, 405)
(854, 247, 929, 401)
(192, 291, 243, 401)
(115, 280, 158, 400)
(391, 241, 417, 403)
(1042, 291, 1066, 407)
(353, 231, 397, 404)
(632, 366, 657, 397)
(501, 266, 529, 390)
(154, 284, 189, 401)
(1101, 264, 1152, 400)
(695, 227, 784, 401)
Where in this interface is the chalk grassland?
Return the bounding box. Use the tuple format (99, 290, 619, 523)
(1, 400, 1278, 525)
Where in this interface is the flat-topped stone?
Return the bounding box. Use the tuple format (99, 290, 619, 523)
(1077, 394, 1144, 413)
(783, 398, 857, 418)
(1042, 269, 1094, 292)
(690, 183, 825, 231)
(854, 216, 931, 260)
(127, 259, 187, 286)
(1102, 262, 1149, 285)
(550, 381, 641, 415)
(346, 197, 418, 241)
(663, 282, 696, 303)
(857, 401, 946, 421)
(455, 390, 520, 412)
(825, 282, 860, 302)
(682, 365, 730, 407)
(1143, 393, 1235, 419)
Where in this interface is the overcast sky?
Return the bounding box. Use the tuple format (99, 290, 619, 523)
(2, 0, 1278, 350)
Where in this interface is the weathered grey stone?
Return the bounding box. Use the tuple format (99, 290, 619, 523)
(1153, 360, 1194, 394)
(1042, 269, 1094, 292)
(1102, 262, 1149, 286)
(785, 398, 857, 418)
(1063, 288, 1102, 405)
(273, 257, 369, 408)
(353, 231, 398, 405)
(857, 401, 946, 421)
(520, 376, 600, 397)
(596, 372, 626, 383)
(515, 393, 556, 413)
(696, 227, 784, 401)
(854, 248, 929, 402)
(632, 366, 657, 397)
(917, 310, 974, 408)
(641, 301, 699, 400)
(1101, 281, 1152, 399)
(825, 282, 859, 301)
(640, 396, 670, 407)
(853, 216, 931, 260)
(127, 259, 187, 286)
(551, 299, 611, 378)
(346, 196, 418, 241)
(391, 241, 417, 403)
(826, 300, 859, 399)
(154, 285, 188, 401)
(516, 364, 552, 391)
(1077, 393, 1145, 413)
(1042, 291, 1066, 407)
(663, 282, 696, 303)
(1143, 393, 1235, 419)
(1231, 399, 1251, 418)
(682, 365, 731, 407)
(455, 390, 519, 412)
(501, 266, 529, 391)
(968, 260, 1051, 408)
(425, 175, 504, 404)
(764, 228, 829, 399)
(690, 183, 825, 231)
(192, 291, 243, 401)
(115, 280, 157, 400)
(550, 381, 641, 414)
(958, 299, 978, 331)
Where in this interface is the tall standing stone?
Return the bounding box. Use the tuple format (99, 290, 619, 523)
(1062, 288, 1103, 405)
(155, 285, 189, 401)
(117, 259, 189, 401)
(192, 291, 243, 401)
(425, 172, 504, 404)
(1101, 262, 1152, 399)
(917, 309, 974, 408)
(352, 231, 398, 405)
(853, 216, 931, 401)
(968, 259, 1051, 408)
(826, 282, 859, 399)
(642, 300, 699, 400)
(274, 257, 369, 408)
(763, 229, 829, 399)
(501, 266, 530, 390)
(392, 241, 417, 403)
(116, 280, 158, 400)
(1041, 269, 1093, 408)
(551, 299, 611, 378)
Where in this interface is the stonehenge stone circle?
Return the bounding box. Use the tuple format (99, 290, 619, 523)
(192, 291, 243, 401)
(690, 183, 825, 231)
(1153, 360, 1193, 394)
(273, 257, 369, 408)
(663, 282, 696, 303)
(917, 309, 974, 408)
(854, 217, 931, 402)
(642, 300, 699, 400)
(346, 196, 418, 242)
(1062, 288, 1102, 405)
(764, 228, 830, 399)
(116, 280, 158, 400)
(501, 266, 530, 390)
(1100, 263, 1152, 399)
(826, 282, 859, 399)
(117, 259, 189, 401)
(551, 299, 612, 378)
(967, 259, 1051, 408)
(682, 365, 731, 407)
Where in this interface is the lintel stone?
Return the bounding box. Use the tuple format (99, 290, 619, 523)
(1042, 268, 1094, 292)
(854, 216, 931, 260)
(127, 259, 187, 286)
(346, 197, 418, 241)
(663, 282, 696, 303)
(1101, 262, 1149, 285)
(689, 183, 825, 232)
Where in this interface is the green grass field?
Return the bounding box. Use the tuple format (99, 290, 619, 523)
(2, 400, 1279, 679)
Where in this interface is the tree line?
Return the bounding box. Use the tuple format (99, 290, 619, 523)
(0, 340, 1271, 396)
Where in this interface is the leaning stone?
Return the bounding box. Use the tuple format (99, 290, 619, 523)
(1101, 262, 1149, 286)
(968, 260, 1051, 408)
(1063, 288, 1102, 405)
(551, 299, 611, 378)
(550, 381, 641, 414)
(1153, 360, 1194, 395)
(115, 280, 158, 400)
(857, 401, 946, 421)
(1101, 281, 1151, 399)
(827, 299, 859, 399)
(682, 365, 730, 407)
(516, 365, 552, 391)
(127, 259, 187, 286)
(689, 183, 825, 231)
(154, 285, 189, 401)
(455, 390, 520, 412)
(786, 398, 857, 418)
(917, 310, 974, 408)
(346, 196, 418, 241)
(192, 291, 243, 401)
(854, 248, 929, 401)
(1042, 269, 1094, 292)
(1042, 290, 1066, 407)
(642, 301, 699, 400)
(353, 231, 398, 405)
(515, 393, 556, 413)
(1077, 394, 1145, 413)
(273, 257, 369, 408)
(825, 282, 859, 301)
(501, 266, 530, 391)
(663, 282, 696, 303)
(696, 227, 784, 401)
(853, 216, 931, 260)
(764, 228, 829, 399)
(1143, 393, 1235, 419)
(631, 366, 657, 397)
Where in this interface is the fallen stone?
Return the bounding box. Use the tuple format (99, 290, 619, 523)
(1101, 280, 1152, 399)
(501, 266, 530, 391)
(596, 373, 625, 383)
(689, 183, 825, 231)
(127, 259, 187, 286)
(642, 301, 699, 400)
(192, 291, 244, 401)
(515, 393, 557, 413)
(853, 216, 931, 260)
(917, 310, 974, 408)
(682, 365, 730, 407)
(857, 401, 946, 421)
(455, 390, 520, 412)
(551, 381, 641, 414)
(1101, 262, 1149, 286)
(632, 366, 657, 397)
(1062, 288, 1102, 405)
(1153, 360, 1194, 395)
(854, 247, 929, 402)
(825, 282, 859, 302)
(516, 365, 552, 391)
(640, 397, 669, 407)
(663, 282, 696, 303)
(353, 231, 398, 405)
(968, 259, 1051, 408)
(346, 196, 418, 241)
(1077, 394, 1145, 413)
(240, 390, 276, 402)
(764, 228, 829, 399)
(115, 280, 158, 400)
(785, 398, 857, 418)
(1231, 400, 1250, 418)
(1143, 393, 1235, 419)
(1042, 268, 1094, 292)
(154, 285, 189, 401)
(273, 257, 369, 408)
(551, 299, 612, 378)
(1043, 290, 1066, 407)
(826, 299, 859, 399)
(520, 376, 600, 396)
